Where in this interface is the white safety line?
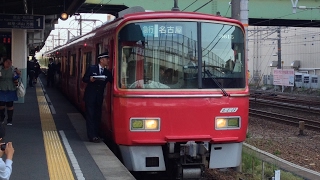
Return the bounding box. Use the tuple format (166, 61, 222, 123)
(45, 94, 51, 103)
(49, 105, 56, 114)
(59, 130, 85, 180)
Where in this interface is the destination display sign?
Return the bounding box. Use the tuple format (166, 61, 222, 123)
(141, 24, 183, 37)
(0, 14, 44, 29)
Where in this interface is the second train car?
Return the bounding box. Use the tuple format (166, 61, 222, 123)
(45, 6, 249, 179)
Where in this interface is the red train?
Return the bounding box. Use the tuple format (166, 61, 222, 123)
(45, 6, 249, 179)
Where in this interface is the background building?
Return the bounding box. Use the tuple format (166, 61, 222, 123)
(248, 26, 320, 87)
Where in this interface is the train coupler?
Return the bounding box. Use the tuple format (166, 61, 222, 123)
(176, 164, 205, 180)
(180, 141, 209, 158)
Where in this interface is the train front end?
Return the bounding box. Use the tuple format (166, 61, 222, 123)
(112, 12, 248, 178)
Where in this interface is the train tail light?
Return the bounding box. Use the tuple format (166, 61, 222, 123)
(215, 117, 240, 129)
(130, 118, 160, 131)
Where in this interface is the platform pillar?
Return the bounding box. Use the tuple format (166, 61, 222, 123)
(12, 29, 27, 103)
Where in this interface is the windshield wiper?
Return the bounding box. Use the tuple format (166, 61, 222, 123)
(204, 70, 229, 96)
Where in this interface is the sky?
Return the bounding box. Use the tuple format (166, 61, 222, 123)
(39, 13, 112, 56)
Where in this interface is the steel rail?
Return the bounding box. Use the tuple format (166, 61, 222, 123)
(249, 99, 320, 115)
(249, 108, 320, 131)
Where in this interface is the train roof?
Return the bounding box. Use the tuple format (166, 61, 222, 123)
(44, 6, 243, 55)
(122, 12, 241, 25)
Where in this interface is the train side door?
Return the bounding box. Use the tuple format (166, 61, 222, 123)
(66, 51, 71, 95)
(104, 40, 114, 135)
(77, 48, 82, 104)
(79, 52, 92, 112)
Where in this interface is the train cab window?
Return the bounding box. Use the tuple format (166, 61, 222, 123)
(201, 23, 245, 89)
(118, 21, 245, 89)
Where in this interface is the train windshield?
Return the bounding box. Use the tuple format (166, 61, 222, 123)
(118, 21, 245, 89)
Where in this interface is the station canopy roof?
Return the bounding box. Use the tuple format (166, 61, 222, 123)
(0, 0, 128, 50)
(0, 0, 128, 18)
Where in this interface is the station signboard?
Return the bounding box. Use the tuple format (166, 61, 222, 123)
(0, 14, 44, 29)
(273, 69, 294, 86)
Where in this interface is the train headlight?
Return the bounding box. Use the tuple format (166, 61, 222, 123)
(145, 119, 159, 130)
(130, 118, 160, 131)
(215, 117, 240, 129)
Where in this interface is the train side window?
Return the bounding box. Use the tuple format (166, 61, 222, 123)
(70, 54, 76, 76)
(73, 54, 76, 76)
(82, 52, 92, 78)
(62, 56, 66, 73)
(96, 43, 102, 63)
(82, 54, 87, 78)
(86, 52, 92, 67)
(56, 57, 61, 75)
(69, 55, 73, 76)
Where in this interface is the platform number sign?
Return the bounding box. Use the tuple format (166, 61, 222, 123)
(35, 17, 42, 28)
(0, 14, 44, 29)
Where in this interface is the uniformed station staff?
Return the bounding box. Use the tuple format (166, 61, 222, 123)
(82, 52, 112, 143)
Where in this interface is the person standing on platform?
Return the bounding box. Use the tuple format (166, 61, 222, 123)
(0, 58, 21, 125)
(32, 57, 40, 84)
(82, 52, 112, 143)
(27, 59, 35, 87)
(47, 58, 56, 87)
(0, 124, 14, 180)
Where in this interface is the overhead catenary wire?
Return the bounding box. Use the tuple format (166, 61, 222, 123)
(248, 26, 320, 84)
(47, 0, 110, 50)
(193, 0, 213, 12)
(181, 0, 198, 12)
(68, 0, 108, 28)
(243, 5, 320, 85)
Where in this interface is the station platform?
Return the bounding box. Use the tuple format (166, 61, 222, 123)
(5, 74, 135, 180)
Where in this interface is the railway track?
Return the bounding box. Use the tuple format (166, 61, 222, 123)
(250, 93, 320, 107)
(249, 94, 320, 131)
(249, 108, 320, 131)
(246, 91, 320, 179)
(249, 98, 320, 115)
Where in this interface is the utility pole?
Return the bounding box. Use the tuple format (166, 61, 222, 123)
(231, 0, 240, 20)
(231, 0, 249, 79)
(79, 15, 82, 36)
(231, 0, 249, 61)
(277, 27, 281, 69)
(231, 0, 248, 171)
(48, 35, 65, 49)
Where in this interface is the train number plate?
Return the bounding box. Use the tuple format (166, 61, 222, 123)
(220, 108, 238, 113)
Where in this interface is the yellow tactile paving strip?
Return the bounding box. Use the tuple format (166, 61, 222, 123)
(36, 86, 75, 180)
